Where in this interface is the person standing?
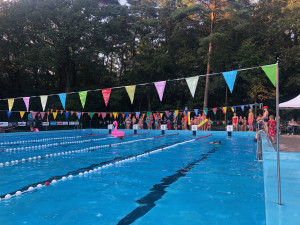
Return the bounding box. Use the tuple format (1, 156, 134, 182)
(36, 112, 42, 131)
(232, 113, 238, 131)
(268, 115, 276, 144)
(238, 116, 243, 131)
(262, 106, 269, 133)
(248, 109, 254, 132)
(28, 111, 34, 131)
(243, 117, 247, 131)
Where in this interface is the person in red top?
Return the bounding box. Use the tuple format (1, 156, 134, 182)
(232, 113, 238, 131)
(268, 115, 276, 144)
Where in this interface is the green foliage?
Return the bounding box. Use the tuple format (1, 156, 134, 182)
(0, 0, 299, 120)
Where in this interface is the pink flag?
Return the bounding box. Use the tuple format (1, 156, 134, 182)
(154, 81, 166, 102)
(101, 112, 106, 119)
(23, 97, 30, 112)
(40, 112, 46, 119)
(165, 111, 169, 117)
(213, 108, 217, 115)
(102, 89, 111, 107)
(32, 111, 37, 118)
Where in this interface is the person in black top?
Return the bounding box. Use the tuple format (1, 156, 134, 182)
(36, 112, 42, 131)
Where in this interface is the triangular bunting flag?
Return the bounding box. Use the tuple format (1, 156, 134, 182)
(160, 113, 163, 118)
(180, 112, 182, 116)
(204, 108, 208, 115)
(213, 108, 217, 115)
(7, 110, 12, 118)
(65, 112, 70, 119)
(89, 113, 94, 119)
(60, 110, 63, 115)
(232, 106, 236, 112)
(136, 112, 140, 118)
(20, 111, 25, 119)
(249, 104, 253, 110)
(110, 113, 112, 118)
(175, 110, 179, 117)
(58, 93, 66, 109)
(241, 105, 245, 111)
(71, 111, 74, 116)
(101, 113, 106, 119)
(32, 112, 37, 118)
(77, 112, 81, 119)
(194, 109, 198, 116)
(113, 112, 118, 119)
(222, 107, 227, 114)
(185, 76, 199, 97)
(260, 103, 263, 109)
(154, 81, 166, 102)
(222, 70, 238, 93)
(125, 85, 136, 104)
(8, 99, 14, 112)
(165, 111, 169, 118)
(79, 91, 88, 108)
(122, 113, 125, 118)
(261, 65, 276, 87)
(102, 89, 111, 107)
(40, 112, 45, 119)
(257, 103, 261, 108)
(40, 95, 48, 111)
(147, 112, 151, 117)
(125, 112, 129, 118)
(53, 112, 58, 119)
(23, 97, 30, 112)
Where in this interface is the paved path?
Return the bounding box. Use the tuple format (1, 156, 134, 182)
(278, 135, 300, 152)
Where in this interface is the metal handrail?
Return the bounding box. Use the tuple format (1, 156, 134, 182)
(256, 120, 271, 161)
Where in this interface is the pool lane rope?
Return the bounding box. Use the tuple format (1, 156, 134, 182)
(0, 133, 111, 146)
(0, 133, 211, 201)
(1, 132, 150, 153)
(0, 133, 162, 167)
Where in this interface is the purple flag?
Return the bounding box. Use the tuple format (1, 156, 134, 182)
(23, 97, 30, 112)
(154, 81, 166, 102)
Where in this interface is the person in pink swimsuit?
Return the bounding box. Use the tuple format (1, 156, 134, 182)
(248, 109, 254, 132)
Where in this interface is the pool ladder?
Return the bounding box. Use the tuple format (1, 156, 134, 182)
(256, 120, 271, 161)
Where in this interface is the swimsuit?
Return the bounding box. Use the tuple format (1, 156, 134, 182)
(248, 119, 253, 125)
(264, 118, 269, 122)
(233, 117, 237, 124)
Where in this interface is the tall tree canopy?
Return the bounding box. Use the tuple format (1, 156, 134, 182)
(0, 0, 299, 115)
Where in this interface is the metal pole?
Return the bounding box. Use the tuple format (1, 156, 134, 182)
(276, 62, 282, 205)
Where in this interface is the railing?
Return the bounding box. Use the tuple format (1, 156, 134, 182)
(256, 120, 271, 161)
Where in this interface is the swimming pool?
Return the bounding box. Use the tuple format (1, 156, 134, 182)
(0, 130, 265, 225)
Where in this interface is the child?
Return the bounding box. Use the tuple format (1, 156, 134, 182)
(268, 115, 276, 144)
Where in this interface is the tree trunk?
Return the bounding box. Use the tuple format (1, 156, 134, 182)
(203, 0, 215, 109)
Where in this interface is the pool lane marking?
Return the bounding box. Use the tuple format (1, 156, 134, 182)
(195, 133, 212, 140)
(0, 134, 212, 201)
(117, 146, 217, 225)
(0, 133, 152, 167)
(153, 133, 179, 139)
(0, 136, 184, 201)
(1, 133, 150, 153)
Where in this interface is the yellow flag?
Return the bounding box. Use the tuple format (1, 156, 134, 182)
(20, 111, 25, 119)
(222, 121, 226, 125)
(188, 111, 191, 125)
(125, 85, 136, 104)
(231, 107, 235, 112)
(113, 112, 118, 119)
(175, 110, 179, 117)
(53, 112, 58, 119)
(160, 113, 163, 118)
(8, 99, 14, 111)
(223, 107, 227, 113)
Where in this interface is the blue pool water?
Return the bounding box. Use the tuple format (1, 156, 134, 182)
(0, 130, 265, 225)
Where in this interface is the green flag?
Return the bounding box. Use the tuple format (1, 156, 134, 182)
(89, 112, 94, 119)
(262, 65, 276, 87)
(79, 91, 88, 108)
(204, 108, 208, 115)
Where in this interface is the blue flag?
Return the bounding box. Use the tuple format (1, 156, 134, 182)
(257, 103, 261, 108)
(7, 110, 12, 118)
(58, 93, 66, 109)
(240, 105, 245, 111)
(222, 70, 238, 93)
(232, 106, 236, 112)
(249, 104, 253, 110)
(136, 112, 140, 118)
(65, 112, 70, 119)
(194, 109, 198, 116)
(77, 112, 81, 119)
(125, 112, 129, 118)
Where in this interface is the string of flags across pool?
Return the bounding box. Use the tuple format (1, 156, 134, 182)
(1, 64, 276, 113)
(2, 102, 263, 120)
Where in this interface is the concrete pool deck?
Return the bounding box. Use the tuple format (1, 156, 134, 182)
(262, 134, 300, 225)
